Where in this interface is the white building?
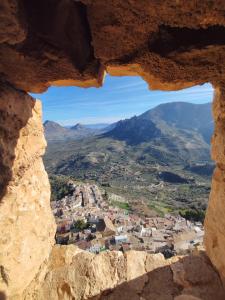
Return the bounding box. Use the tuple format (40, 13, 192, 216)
(140, 226, 152, 237)
(115, 235, 128, 244)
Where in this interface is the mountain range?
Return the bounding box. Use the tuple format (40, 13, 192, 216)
(43, 121, 108, 141)
(44, 102, 213, 146)
(45, 102, 213, 165)
(44, 101, 214, 216)
(104, 101, 213, 144)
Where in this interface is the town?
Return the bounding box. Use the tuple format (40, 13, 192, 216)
(51, 181, 204, 257)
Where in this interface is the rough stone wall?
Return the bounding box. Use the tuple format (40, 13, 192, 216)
(83, 0, 225, 90)
(0, 83, 56, 298)
(1, 1, 225, 93)
(204, 85, 225, 284)
(0, 0, 104, 93)
(22, 246, 225, 300)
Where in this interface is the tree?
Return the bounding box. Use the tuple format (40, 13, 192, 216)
(179, 209, 205, 223)
(73, 220, 88, 230)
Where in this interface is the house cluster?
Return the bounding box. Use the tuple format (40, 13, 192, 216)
(51, 183, 204, 257)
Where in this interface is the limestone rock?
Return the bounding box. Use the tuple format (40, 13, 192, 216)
(0, 0, 26, 45)
(84, 1, 225, 89)
(23, 246, 167, 299)
(204, 86, 225, 284)
(23, 248, 225, 300)
(0, 83, 56, 298)
(170, 254, 225, 300)
(0, 0, 104, 92)
(174, 296, 202, 300)
(1, 1, 225, 91)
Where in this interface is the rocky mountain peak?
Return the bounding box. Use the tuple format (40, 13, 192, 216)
(71, 123, 85, 130)
(44, 120, 63, 128)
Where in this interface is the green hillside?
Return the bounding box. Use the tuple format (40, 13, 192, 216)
(44, 102, 214, 217)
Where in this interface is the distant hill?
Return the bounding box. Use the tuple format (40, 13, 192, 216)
(104, 116, 162, 144)
(44, 101, 214, 216)
(44, 121, 103, 141)
(44, 121, 70, 141)
(141, 102, 213, 144)
(103, 102, 213, 162)
(45, 102, 214, 174)
(44, 121, 114, 141)
(85, 123, 111, 130)
(105, 102, 213, 145)
(70, 123, 97, 136)
(100, 122, 117, 132)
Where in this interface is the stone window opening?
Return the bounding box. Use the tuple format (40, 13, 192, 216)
(37, 78, 214, 259)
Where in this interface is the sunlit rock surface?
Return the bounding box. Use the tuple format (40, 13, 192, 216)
(0, 84, 56, 298)
(204, 86, 225, 285)
(23, 246, 225, 300)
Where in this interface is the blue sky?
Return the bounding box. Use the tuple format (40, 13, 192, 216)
(31, 75, 213, 125)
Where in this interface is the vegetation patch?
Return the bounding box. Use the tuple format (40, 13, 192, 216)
(111, 200, 131, 211)
(49, 175, 75, 201)
(179, 208, 205, 223)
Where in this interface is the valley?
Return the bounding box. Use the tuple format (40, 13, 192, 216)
(51, 180, 204, 255)
(44, 102, 213, 219)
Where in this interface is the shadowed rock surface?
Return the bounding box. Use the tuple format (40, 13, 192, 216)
(1, 1, 225, 92)
(23, 247, 225, 300)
